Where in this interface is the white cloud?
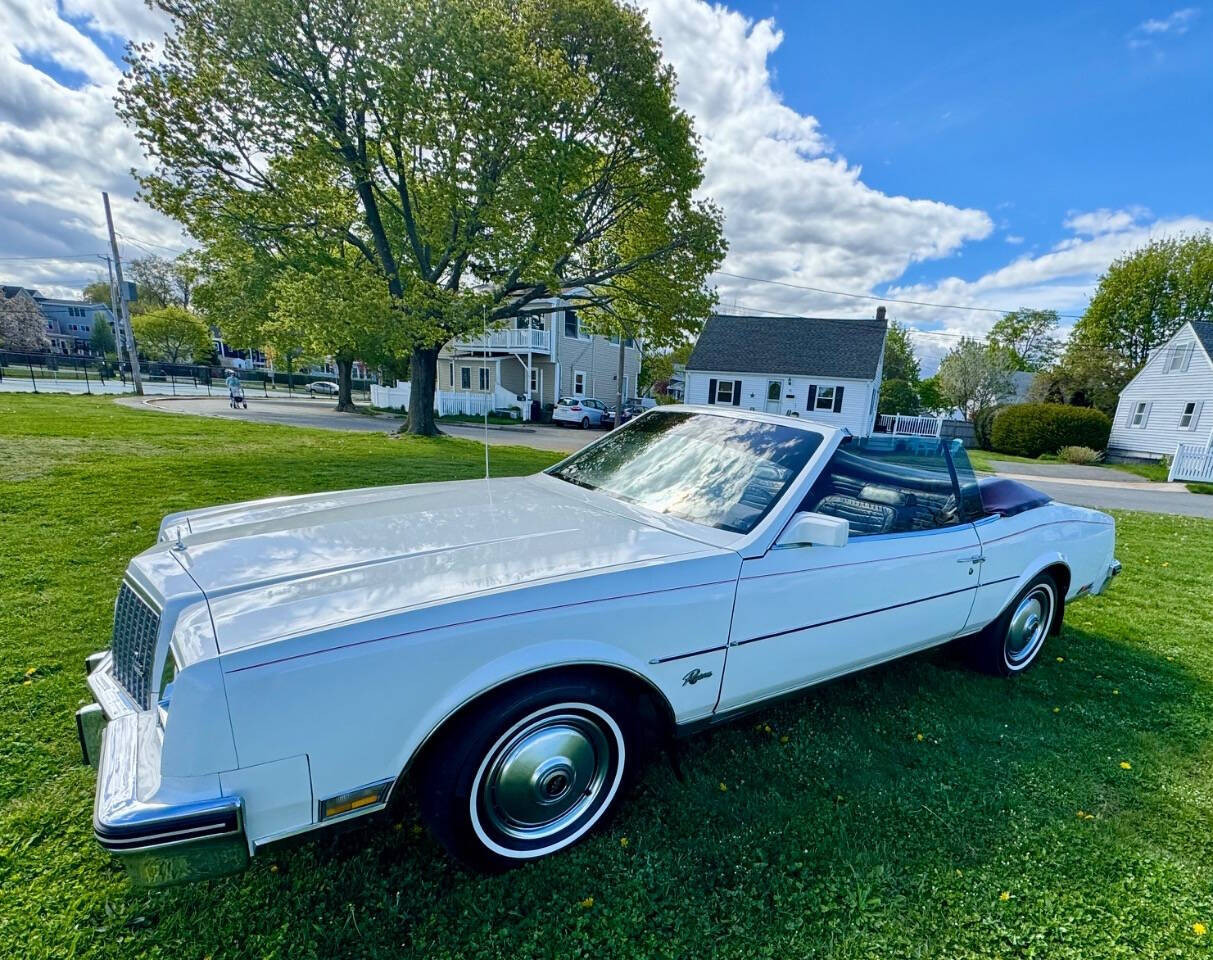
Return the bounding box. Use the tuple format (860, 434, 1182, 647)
(1139, 8, 1199, 34)
(640, 0, 992, 318)
(0, 0, 184, 299)
(1004, 235, 1025, 245)
(1128, 8, 1199, 48)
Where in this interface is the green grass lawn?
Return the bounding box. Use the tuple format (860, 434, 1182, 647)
(3, 395, 1213, 959)
(967, 448, 1172, 483)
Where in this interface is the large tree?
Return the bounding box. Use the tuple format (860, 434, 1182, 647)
(987, 308, 1060, 371)
(1070, 233, 1213, 369)
(83, 279, 114, 311)
(119, 0, 724, 434)
(126, 253, 200, 314)
(132, 306, 213, 363)
(89, 317, 117, 355)
(881, 320, 920, 383)
(936, 339, 1016, 420)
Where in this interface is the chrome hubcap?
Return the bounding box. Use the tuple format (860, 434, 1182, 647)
(480, 712, 612, 842)
(1005, 585, 1053, 667)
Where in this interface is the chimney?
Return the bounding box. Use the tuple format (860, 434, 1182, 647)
(875, 306, 887, 321)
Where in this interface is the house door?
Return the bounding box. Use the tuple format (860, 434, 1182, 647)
(766, 380, 782, 414)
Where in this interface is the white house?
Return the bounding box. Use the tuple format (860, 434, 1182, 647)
(373, 295, 641, 419)
(683, 310, 888, 436)
(1107, 321, 1213, 460)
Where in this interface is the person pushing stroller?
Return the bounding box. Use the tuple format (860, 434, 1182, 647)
(225, 372, 248, 409)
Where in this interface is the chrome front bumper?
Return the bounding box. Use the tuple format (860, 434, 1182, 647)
(77, 652, 249, 888)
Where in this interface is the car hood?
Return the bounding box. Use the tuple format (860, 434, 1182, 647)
(156, 475, 721, 654)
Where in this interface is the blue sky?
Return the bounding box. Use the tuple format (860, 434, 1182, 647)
(2, 0, 1211, 367)
(729, 1, 1213, 288)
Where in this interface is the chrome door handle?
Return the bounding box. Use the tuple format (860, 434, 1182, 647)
(956, 555, 985, 564)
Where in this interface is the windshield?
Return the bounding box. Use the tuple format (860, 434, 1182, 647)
(546, 410, 823, 534)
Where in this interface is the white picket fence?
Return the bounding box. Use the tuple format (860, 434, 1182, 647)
(1168, 441, 1213, 483)
(876, 413, 944, 438)
(370, 382, 526, 419)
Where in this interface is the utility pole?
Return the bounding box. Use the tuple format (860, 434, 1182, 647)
(102, 192, 144, 395)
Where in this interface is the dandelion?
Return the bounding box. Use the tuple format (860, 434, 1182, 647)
(719, 782, 728, 792)
(580, 897, 594, 909)
(999, 891, 1010, 902)
(780, 735, 789, 744)
(916, 733, 924, 742)
(1194, 923, 1208, 936)
(1120, 761, 1132, 770)
(24, 667, 36, 677)
(1162, 562, 1170, 568)
(763, 724, 772, 734)
(270, 864, 279, 873)
(1053, 707, 1060, 714)
(22, 680, 32, 687)
(955, 869, 963, 877)
(1113, 689, 1119, 695)
(620, 837, 629, 848)
(1056, 657, 1065, 663)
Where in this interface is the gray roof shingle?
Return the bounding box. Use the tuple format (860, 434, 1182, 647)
(686, 314, 888, 380)
(1191, 320, 1213, 359)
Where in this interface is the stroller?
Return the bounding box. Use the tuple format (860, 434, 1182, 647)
(228, 385, 248, 409)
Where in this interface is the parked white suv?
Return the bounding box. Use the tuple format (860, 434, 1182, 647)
(552, 397, 608, 428)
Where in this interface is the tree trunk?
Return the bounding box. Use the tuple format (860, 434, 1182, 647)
(404, 345, 442, 435)
(336, 355, 356, 412)
(614, 334, 626, 429)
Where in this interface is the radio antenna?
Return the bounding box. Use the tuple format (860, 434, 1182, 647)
(482, 305, 492, 501)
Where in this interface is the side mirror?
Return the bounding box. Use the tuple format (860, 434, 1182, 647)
(776, 511, 849, 548)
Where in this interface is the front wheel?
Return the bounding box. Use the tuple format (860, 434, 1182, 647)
(418, 675, 642, 870)
(580, 416, 590, 429)
(966, 572, 1058, 676)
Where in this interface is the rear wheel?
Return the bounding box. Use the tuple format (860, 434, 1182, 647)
(418, 674, 644, 870)
(966, 572, 1058, 676)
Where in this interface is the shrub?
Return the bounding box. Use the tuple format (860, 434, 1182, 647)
(990, 403, 1112, 459)
(974, 404, 1004, 450)
(1057, 445, 1103, 465)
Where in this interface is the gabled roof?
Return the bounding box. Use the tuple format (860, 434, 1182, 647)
(686, 314, 888, 380)
(1191, 321, 1213, 361)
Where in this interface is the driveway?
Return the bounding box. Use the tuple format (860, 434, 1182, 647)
(119, 395, 588, 453)
(985, 459, 1213, 519)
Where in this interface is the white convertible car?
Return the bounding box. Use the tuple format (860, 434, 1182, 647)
(77, 407, 1120, 886)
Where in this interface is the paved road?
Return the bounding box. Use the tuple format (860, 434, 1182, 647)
(118, 397, 1213, 516)
(983, 459, 1213, 518)
(121, 395, 588, 453)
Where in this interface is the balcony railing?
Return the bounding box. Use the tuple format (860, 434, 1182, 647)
(451, 327, 553, 354)
(876, 413, 944, 437)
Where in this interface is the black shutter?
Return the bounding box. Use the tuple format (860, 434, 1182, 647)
(833, 385, 845, 413)
(806, 384, 817, 410)
(707, 378, 717, 404)
(732, 380, 742, 406)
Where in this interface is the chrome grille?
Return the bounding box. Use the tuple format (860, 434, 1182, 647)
(111, 582, 161, 709)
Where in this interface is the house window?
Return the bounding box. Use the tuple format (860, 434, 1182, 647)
(1167, 343, 1192, 372)
(564, 311, 579, 339)
(1180, 401, 1199, 429)
(573, 370, 586, 396)
(714, 380, 735, 404)
(460, 367, 471, 390)
(479, 367, 489, 391)
(530, 367, 539, 393)
(815, 386, 836, 410)
(1130, 401, 1149, 427)
(448, 362, 454, 387)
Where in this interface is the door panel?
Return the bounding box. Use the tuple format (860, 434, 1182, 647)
(718, 526, 981, 711)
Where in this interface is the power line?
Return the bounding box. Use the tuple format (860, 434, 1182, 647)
(0, 253, 103, 262)
(115, 231, 191, 256)
(715, 270, 1084, 320)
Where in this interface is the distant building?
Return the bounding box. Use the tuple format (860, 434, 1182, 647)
(1, 285, 117, 356)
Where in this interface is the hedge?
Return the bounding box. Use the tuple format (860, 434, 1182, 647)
(989, 403, 1112, 459)
(974, 404, 1004, 450)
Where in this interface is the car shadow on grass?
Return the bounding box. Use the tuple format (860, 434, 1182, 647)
(132, 624, 1210, 957)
